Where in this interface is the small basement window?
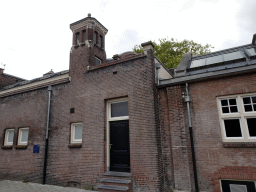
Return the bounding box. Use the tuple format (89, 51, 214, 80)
(221, 179, 256, 192)
(4, 129, 14, 146)
(18, 128, 29, 146)
(95, 57, 102, 65)
(71, 123, 83, 144)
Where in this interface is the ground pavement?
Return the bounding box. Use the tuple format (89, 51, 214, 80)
(0, 180, 97, 192)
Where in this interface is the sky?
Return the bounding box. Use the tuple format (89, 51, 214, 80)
(0, 0, 256, 80)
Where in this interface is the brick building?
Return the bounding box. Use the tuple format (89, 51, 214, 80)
(1, 14, 256, 192)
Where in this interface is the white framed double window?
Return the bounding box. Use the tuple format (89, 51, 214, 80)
(71, 123, 83, 144)
(18, 128, 29, 145)
(217, 93, 256, 142)
(4, 129, 14, 146)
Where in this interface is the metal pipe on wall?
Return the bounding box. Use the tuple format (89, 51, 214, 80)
(183, 83, 199, 192)
(43, 85, 52, 184)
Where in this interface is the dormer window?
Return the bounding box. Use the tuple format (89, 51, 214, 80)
(76, 33, 80, 45)
(82, 30, 86, 43)
(95, 57, 101, 65)
(94, 31, 98, 44)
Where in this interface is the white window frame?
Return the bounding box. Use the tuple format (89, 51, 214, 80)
(106, 98, 129, 171)
(217, 93, 256, 142)
(4, 129, 14, 146)
(18, 127, 29, 146)
(70, 123, 83, 144)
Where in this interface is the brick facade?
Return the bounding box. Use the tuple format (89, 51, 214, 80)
(1, 15, 256, 192)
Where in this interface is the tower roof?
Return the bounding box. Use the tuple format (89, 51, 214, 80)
(70, 13, 108, 34)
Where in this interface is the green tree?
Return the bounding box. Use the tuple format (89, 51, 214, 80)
(133, 38, 214, 69)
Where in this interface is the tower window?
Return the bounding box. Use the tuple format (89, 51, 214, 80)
(99, 35, 103, 48)
(95, 57, 101, 65)
(76, 33, 80, 45)
(82, 30, 86, 43)
(94, 31, 98, 44)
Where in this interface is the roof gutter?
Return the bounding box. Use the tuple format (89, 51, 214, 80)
(158, 63, 256, 88)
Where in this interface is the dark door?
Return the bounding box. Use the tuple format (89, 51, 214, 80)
(110, 120, 130, 172)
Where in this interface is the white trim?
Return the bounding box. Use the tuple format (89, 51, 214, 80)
(106, 98, 129, 171)
(70, 123, 83, 144)
(0, 73, 70, 97)
(217, 93, 256, 142)
(4, 129, 14, 146)
(18, 127, 29, 145)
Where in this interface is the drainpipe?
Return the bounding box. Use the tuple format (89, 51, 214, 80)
(156, 63, 161, 85)
(43, 85, 52, 184)
(182, 83, 199, 192)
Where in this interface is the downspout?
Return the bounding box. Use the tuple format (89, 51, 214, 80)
(182, 83, 199, 192)
(43, 85, 52, 184)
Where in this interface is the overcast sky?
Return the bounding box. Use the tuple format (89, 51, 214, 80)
(0, 0, 256, 80)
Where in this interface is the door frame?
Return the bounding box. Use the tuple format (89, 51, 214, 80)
(106, 98, 129, 172)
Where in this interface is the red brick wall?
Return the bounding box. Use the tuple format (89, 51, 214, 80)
(0, 88, 49, 183)
(0, 73, 24, 89)
(160, 72, 256, 191)
(0, 42, 162, 191)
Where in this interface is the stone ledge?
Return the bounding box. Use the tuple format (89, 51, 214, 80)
(97, 184, 129, 191)
(15, 145, 27, 149)
(1, 146, 13, 150)
(223, 142, 256, 148)
(68, 144, 82, 148)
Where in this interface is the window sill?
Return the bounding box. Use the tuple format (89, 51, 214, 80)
(15, 145, 27, 149)
(68, 144, 82, 148)
(223, 142, 256, 148)
(1, 146, 13, 150)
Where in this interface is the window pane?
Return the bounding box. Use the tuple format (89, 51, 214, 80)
(21, 129, 29, 143)
(111, 101, 129, 117)
(221, 100, 228, 106)
(247, 118, 256, 137)
(229, 184, 247, 192)
(222, 107, 229, 113)
(243, 97, 251, 104)
(224, 119, 242, 137)
(7, 130, 14, 143)
(230, 106, 238, 113)
(229, 99, 237, 105)
(244, 105, 253, 112)
(74, 124, 82, 140)
(252, 97, 256, 103)
(254, 104, 256, 111)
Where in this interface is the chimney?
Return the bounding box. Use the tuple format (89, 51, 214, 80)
(141, 41, 154, 55)
(0, 68, 4, 75)
(252, 33, 256, 45)
(43, 69, 54, 77)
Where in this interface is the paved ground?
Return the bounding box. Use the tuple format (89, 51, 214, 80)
(0, 180, 97, 192)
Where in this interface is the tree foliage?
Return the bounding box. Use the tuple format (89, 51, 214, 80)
(133, 38, 214, 69)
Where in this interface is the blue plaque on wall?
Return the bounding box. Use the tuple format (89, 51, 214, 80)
(33, 145, 40, 153)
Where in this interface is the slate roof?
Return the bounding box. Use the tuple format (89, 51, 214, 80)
(0, 70, 69, 91)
